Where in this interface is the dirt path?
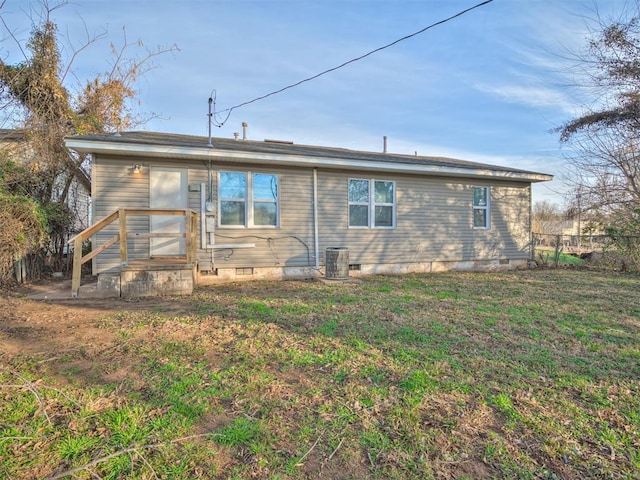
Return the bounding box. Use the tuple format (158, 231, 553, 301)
(1, 279, 196, 361)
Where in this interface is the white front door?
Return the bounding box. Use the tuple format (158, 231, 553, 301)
(150, 167, 188, 256)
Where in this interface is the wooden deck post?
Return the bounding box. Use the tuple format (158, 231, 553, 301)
(185, 210, 191, 263)
(119, 209, 128, 265)
(71, 236, 83, 297)
(185, 210, 197, 263)
(192, 212, 198, 263)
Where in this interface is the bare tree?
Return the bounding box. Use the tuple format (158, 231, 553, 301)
(556, 1, 640, 263)
(562, 122, 639, 225)
(0, 0, 178, 275)
(532, 200, 563, 234)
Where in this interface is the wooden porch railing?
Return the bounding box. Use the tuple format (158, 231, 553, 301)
(67, 208, 198, 297)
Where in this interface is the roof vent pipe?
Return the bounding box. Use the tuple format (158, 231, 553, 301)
(242, 122, 248, 140)
(233, 132, 239, 140)
(383, 136, 387, 153)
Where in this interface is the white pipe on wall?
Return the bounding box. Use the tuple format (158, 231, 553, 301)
(200, 183, 207, 250)
(313, 168, 320, 270)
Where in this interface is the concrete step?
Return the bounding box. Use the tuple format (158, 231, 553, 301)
(96, 273, 121, 298)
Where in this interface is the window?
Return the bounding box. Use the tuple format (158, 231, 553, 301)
(473, 186, 489, 229)
(252, 173, 278, 226)
(349, 178, 395, 228)
(348, 179, 369, 227)
(219, 172, 246, 226)
(219, 171, 278, 227)
(374, 180, 395, 227)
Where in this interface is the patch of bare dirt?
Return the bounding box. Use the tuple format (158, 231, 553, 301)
(0, 279, 197, 363)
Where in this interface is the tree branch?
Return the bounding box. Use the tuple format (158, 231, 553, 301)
(60, 16, 108, 84)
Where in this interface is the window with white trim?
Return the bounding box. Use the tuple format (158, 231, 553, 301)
(473, 186, 490, 229)
(348, 178, 395, 228)
(219, 171, 279, 227)
(253, 173, 278, 226)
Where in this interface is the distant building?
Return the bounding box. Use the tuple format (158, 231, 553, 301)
(0, 128, 91, 234)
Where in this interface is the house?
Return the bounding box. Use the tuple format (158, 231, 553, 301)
(1, 128, 91, 234)
(64, 130, 552, 290)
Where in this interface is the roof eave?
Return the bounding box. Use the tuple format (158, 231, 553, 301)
(64, 138, 553, 183)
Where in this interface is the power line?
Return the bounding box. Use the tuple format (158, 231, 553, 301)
(212, 0, 494, 126)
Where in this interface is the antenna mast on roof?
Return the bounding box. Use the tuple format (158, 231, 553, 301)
(207, 97, 213, 147)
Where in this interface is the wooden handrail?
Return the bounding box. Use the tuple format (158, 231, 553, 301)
(68, 208, 198, 297)
(68, 210, 119, 245)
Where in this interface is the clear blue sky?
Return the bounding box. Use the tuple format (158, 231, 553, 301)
(0, 0, 632, 204)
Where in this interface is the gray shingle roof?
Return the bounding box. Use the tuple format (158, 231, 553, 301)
(66, 130, 550, 178)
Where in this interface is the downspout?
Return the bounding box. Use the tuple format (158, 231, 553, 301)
(529, 184, 534, 261)
(91, 154, 97, 276)
(313, 168, 320, 270)
(200, 183, 207, 250)
(204, 161, 215, 268)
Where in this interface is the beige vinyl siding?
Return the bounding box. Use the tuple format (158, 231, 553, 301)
(211, 165, 315, 269)
(92, 154, 151, 273)
(92, 156, 317, 274)
(465, 183, 531, 259)
(92, 154, 532, 275)
(186, 166, 211, 270)
(316, 170, 531, 265)
(94, 156, 211, 273)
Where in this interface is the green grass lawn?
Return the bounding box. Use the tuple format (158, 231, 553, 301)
(2, 270, 639, 479)
(534, 248, 586, 266)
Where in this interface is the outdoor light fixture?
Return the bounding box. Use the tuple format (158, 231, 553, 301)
(132, 164, 142, 174)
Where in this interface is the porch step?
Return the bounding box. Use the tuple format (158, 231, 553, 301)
(89, 262, 195, 298)
(119, 262, 195, 297)
(95, 273, 121, 298)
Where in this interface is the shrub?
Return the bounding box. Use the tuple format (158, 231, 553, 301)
(0, 192, 48, 283)
(605, 209, 640, 272)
